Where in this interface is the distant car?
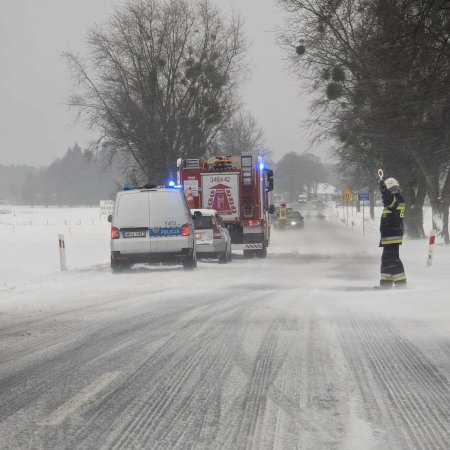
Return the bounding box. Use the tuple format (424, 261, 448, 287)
(286, 210, 304, 229)
(108, 184, 196, 271)
(192, 209, 232, 263)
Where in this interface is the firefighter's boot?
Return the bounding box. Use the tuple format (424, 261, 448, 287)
(379, 279, 393, 289)
(395, 279, 407, 289)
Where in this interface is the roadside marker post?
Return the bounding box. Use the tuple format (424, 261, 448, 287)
(358, 193, 370, 235)
(58, 234, 67, 271)
(427, 230, 436, 267)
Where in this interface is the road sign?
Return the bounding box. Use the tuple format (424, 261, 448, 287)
(358, 193, 369, 201)
(100, 200, 114, 217)
(342, 187, 352, 203)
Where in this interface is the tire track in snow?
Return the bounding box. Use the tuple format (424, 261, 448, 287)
(219, 311, 291, 450)
(213, 296, 340, 449)
(148, 305, 254, 448)
(60, 294, 249, 448)
(354, 315, 450, 448)
(0, 304, 175, 423)
(0, 292, 160, 362)
(86, 291, 275, 450)
(105, 298, 257, 449)
(295, 309, 347, 449)
(341, 313, 450, 449)
(0, 291, 234, 432)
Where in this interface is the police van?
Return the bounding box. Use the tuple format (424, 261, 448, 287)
(108, 184, 196, 271)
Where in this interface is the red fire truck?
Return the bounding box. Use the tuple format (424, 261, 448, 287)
(177, 154, 274, 257)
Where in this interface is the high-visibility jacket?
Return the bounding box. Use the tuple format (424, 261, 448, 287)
(279, 207, 288, 220)
(379, 188, 405, 246)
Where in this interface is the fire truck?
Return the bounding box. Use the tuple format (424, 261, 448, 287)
(177, 154, 274, 257)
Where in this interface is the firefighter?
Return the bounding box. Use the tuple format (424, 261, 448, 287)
(278, 202, 288, 230)
(378, 177, 406, 288)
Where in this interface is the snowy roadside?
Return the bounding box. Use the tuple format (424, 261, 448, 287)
(328, 201, 447, 282)
(0, 206, 110, 292)
(324, 202, 450, 336)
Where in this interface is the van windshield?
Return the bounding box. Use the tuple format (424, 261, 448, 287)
(193, 216, 213, 229)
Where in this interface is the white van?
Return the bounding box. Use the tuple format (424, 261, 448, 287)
(108, 185, 196, 271)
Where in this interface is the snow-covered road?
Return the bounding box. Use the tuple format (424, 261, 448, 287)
(0, 205, 449, 449)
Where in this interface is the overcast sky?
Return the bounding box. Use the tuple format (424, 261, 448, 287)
(0, 0, 323, 167)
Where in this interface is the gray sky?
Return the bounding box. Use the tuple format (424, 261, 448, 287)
(0, 0, 321, 167)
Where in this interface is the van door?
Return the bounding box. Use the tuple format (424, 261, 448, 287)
(114, 191, 150, 254)
(149, 191, 192, 253)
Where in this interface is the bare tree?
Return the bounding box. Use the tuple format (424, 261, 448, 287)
(276, 151, 328, 201)
(64, 0, 247, 184)
(212, 110, 272, 159)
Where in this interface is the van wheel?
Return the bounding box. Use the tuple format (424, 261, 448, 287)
(111, 258, 129, 273)
(183, 248, 197, 270)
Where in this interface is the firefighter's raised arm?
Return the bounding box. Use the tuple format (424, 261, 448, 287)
(379, 178, 399, 210)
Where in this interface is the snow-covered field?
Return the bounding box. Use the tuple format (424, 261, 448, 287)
(0, 206, 110, 290)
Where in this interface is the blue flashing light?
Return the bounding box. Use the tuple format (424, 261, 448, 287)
(168, 180, 175, 187)
(259, 162, 265, 171)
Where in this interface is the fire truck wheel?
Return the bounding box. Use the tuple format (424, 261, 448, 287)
(243, 250, 255, 258)
(255, 242, 267, 258)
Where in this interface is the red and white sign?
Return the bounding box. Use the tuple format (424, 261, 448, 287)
(201, 173, 240, 221)
(183, 179, 199, 197)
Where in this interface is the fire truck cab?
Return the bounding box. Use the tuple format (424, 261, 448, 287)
(177, 154, 274, 257)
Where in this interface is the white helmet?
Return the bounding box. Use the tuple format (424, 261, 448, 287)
(385, 178, 400, 191)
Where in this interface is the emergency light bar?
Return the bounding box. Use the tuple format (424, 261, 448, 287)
(122, 183, 157, 191)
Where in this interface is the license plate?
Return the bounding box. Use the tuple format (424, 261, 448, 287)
(124, 231, 146, 238)
(195, 232, 202, 240)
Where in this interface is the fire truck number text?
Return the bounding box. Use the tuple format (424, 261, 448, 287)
(209, 176, 231, 183)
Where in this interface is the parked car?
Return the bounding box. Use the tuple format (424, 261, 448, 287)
(108, 184, 196, 271)
(286, 210, 304, 229)
(191, 209, 232, 263)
